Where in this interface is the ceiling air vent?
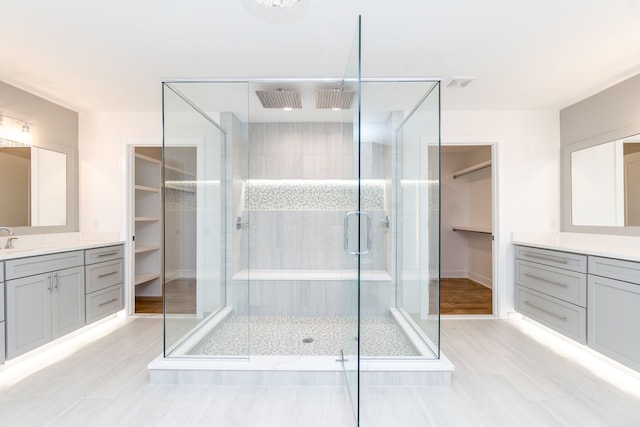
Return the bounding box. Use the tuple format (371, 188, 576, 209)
(255, 89, 302, 109)
(315, 89, 356, 110)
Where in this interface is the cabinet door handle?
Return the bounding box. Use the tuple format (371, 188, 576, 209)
(523, 272, 568, 288)
(523, 300, 567, 321)
(522, 252, 569, 265)
(98, 297, 119, 307)
(98, 271, 118, 279)
(97, 252, 119, 257)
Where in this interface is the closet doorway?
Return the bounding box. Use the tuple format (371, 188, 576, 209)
(129, 145, 197, 315)
(441, 145, 494, 315)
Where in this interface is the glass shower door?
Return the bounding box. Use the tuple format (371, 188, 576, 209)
(340, 15, 362, 424)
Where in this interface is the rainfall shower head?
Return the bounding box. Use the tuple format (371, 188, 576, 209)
(315, 88, 356, 110)
(255, 89, 302, 109)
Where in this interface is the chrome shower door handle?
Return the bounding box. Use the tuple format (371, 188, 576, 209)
(343, 211, 372, 255)
(344, 211, 359, 255)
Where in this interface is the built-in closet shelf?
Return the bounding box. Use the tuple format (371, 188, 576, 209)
(135, 184, 160, 193)
(451, 160, 491, 179)
(135, 273, 161, 286)
(165, 164, 196, 178)
(164, 183, 196, 193)
(135, 217, 160, 222)
(133, 147, 163, 301)
(135, 245, 160, 254)
(452, 226, 492, 235)
(232, 269, 392, 282)
(135, 152, 161, 165)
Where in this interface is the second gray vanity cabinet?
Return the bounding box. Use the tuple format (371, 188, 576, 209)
(1, 262, 5, 364)
(5, 252, 85, 359)
(588, 257, 640, 371)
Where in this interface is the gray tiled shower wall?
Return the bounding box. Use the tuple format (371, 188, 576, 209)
(228, 121, 394, 317)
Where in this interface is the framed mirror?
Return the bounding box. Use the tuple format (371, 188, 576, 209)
(563, 130, 640, 235)
(0, 145, 67, 227)
(0, 141, 76, 234)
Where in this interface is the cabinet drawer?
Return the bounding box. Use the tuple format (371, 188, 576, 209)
(588, 275, 640, 371)
(0, 261, 4, 281)
(515, 260, 587, 307)
(5, 251, 84, 280)
(515, 285, 587, 343)
(86, 259, 124, 293)
(515, 246, 587, 273)
(85, 245, 124, 265)
(86, 284, 123, 324)
(589, 256, 640, 285)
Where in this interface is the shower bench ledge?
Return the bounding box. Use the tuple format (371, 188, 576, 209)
(232, 269, 392, 282)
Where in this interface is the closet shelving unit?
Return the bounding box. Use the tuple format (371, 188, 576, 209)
(451, 159, 493, 236)
(133, 150, 163, 297)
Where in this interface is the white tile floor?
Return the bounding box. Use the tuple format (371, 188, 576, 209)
(1, 316, 640, 426)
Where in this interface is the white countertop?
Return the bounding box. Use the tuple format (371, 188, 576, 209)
(512, 232, 640, 262)
(0, 232, 124, 261)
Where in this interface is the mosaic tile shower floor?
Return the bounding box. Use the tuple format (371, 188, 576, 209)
(190, 315, 419, 357)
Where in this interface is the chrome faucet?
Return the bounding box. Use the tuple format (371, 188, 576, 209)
(0, 226, 16, 249)
(0, 226, 15, 236)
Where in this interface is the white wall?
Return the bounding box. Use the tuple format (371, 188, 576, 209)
(78, 112, 161, 237)
(442, 110, 561, 317)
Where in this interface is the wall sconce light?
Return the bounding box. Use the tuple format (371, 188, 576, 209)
(0, 114, 32, 146)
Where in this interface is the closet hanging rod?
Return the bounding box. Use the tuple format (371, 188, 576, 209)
(452, 160, 492, 179)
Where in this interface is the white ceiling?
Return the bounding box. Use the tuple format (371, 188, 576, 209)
(1, 0, 639, 114)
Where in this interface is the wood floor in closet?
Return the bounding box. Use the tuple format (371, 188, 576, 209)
(440, 278, 493, 315)
(135, 278, 196, 314)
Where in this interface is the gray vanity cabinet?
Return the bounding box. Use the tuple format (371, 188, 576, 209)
(588, 256, 640, 371)
(1, 262, 5, 364)
(5, 251, 85, 359)
(515, 243, 640, 372)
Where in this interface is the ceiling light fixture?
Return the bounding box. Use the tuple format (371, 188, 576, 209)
(0, 114, 32, 146)
(255, 0, 301, 7)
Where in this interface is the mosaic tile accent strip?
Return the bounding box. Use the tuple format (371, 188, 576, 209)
(244, 179, 385, 211)
(190, 315, 418, 357)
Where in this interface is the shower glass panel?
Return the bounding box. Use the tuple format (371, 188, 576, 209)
(356, 80, 440, 360)
(341, 16, 361, 419)
(162, 82, 249, 358)
(394, 82, 441, 357)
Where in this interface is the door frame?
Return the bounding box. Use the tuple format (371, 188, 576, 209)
(125, 141, 162, 316)
(441, 140, 500, 317)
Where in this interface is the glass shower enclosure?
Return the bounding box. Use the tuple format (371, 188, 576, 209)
(158, 19, 443, 425)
